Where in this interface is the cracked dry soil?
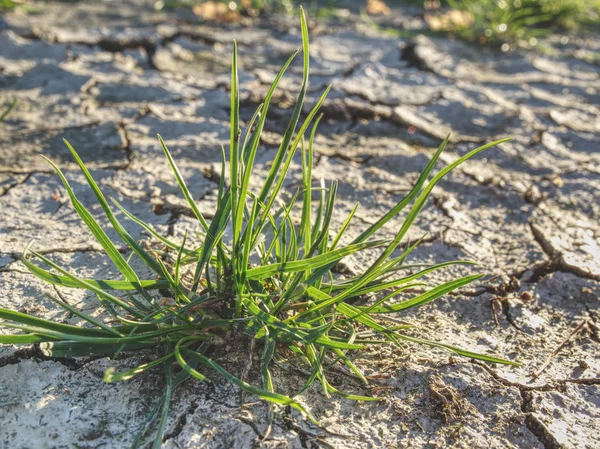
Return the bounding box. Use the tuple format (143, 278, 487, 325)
(0, 1, 599, 448)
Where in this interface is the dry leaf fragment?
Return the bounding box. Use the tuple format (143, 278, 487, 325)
(426, 10, 474, 31)
(193, 1, 240, 22)
(366, 0, 391, 16)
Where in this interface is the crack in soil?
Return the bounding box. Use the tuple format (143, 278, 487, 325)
(0, 173, 32, 197)
(163, 398, 199, 443)
(520, 390, 564, 449)
(530, 222, 600, 282)
(472, 360, 600, 391)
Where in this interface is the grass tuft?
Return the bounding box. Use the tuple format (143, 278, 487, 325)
(0, 8, 518, 447)
(428, 0, 600, 48)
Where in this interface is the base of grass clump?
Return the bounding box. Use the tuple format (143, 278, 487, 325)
(0, 8, 518, 448)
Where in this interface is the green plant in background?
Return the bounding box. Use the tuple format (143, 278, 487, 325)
(436, 0, 600, 47)
(0, 0, 19, 12)
(0, 0, 79, 13)
(0, 9, 517, 448)
(0, 100, 17, 122)
(155, 0, 339, 17)
(235, 0, 296, 14)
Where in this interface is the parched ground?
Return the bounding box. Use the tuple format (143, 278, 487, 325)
(0, 1, 599, 448)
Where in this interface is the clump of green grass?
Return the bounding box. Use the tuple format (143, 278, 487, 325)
(436, 0, 600, 48)
(0, 9, 517, 448)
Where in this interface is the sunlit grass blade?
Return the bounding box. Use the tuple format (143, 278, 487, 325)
(41, 156, 147, 291)
(0, 307, 115, 338)
(24, 249, 146, 317)
(354, 135, 450, 243)
(152, 351, 173, 449)
(234, 50, 298, 254)
(3, 321, 197, 345)
(158, 135, 210, 232)
(360, 274, 483, 313)
(22, 255, 169, 291)
(395, 333, 521, 366)
(255, 85, 332, 243)
(245, 239, 387, 280)
(63, 140, 166, 278)
(39, 341, 155, 358)
(329, 203, 359, 252)
(0, 333, 53, 344)
(104, 352, 174, 382)
(347, 260, 475, 297)
(112, 198, 185, 251)
(244, 299, 363, 350)
(257, 7, 310, 205)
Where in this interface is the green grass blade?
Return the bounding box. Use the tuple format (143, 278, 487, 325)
(257, 7, 310, 205)
(234, 50, 298, 253)
(158, 135, 210, 232)
(112, 199, 184, 251)
(23, 256, 169, 291)
(330, 203, 359, 252)
(24, 249, 146, 317)
(0, 333, 52, 344)
(152, 351, 173, 449)
(63, 140, 166, 278)
(395, 333, 521, 366)
(229, 39, 241, 269)
(0, 307, 115, 337)
(361, 274, 484, 314)
(0, 99, 17, 122)
(244, 299, 363, 350)
(3, 322, 197, 345)
(354, 135, 450, 243)
(348, 260, 475, 297)
(45, 293, 123, 336)
(104, 352, 174, 382)
(42, 156, 146, 289)
(256, 85, 331, 241)
(174, 336, 210, 382)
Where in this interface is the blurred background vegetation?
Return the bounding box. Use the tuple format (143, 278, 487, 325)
(2, 0, 599, 50)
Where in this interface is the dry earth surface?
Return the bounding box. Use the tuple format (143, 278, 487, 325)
(1, 1, 599, 448)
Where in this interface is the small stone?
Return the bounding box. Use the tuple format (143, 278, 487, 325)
(520, 291, 533, 301)
(524, 185, 544, 205)
(577, 360, 589, 370)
